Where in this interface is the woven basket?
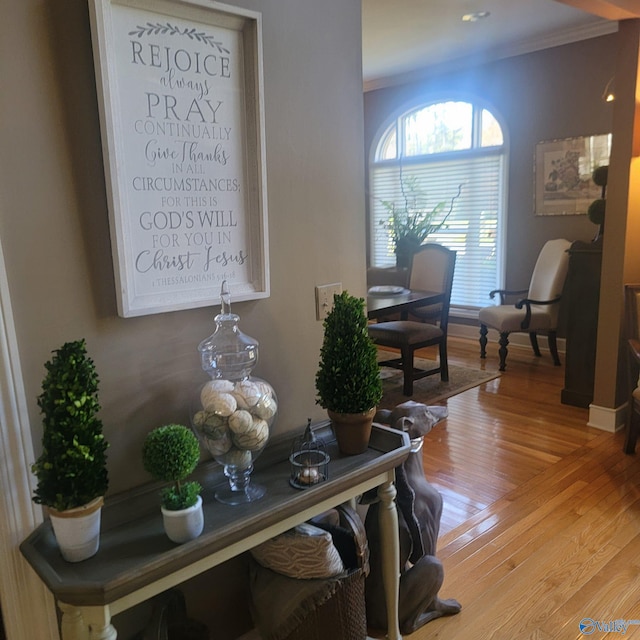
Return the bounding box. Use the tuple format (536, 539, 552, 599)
(249, 504, 369, 640)
(280, 568, 366, 640)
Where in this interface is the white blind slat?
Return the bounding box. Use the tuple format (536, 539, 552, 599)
(370, 154, 504, 308)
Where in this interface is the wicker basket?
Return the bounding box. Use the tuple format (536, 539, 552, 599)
(249, 505, 369, 640)
(280, 567, 366, 640)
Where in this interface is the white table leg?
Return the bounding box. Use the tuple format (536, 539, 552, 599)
(58, 602, 89, 640)
(80, 605, 117, 640)
(377, 480, 402, 640)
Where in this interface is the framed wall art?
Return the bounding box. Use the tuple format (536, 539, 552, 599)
(534, 134, 611, 216)
(88, 0, 269, 317)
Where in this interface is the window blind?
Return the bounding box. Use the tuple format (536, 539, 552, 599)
(370, 152, 503, 308)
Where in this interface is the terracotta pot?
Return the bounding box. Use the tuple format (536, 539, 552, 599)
(48, 496, 104, 562)
(328, 407, 376, 455)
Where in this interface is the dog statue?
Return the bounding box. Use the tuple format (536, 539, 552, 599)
(363, 401, 461, 635)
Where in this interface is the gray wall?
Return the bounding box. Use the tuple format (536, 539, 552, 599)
(0, 2, 364, 635)
(1, 0, 365, 493)
(364, 34, 618, 290)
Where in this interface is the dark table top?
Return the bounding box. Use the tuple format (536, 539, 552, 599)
(367, 288, 443, 320)
(20, 423, 410, 607)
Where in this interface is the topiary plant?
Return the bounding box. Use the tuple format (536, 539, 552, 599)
(588, 165, 608, 236)
(31, 339, 109, 512)
(142, 424, 202, 510)
(315, 291, 383, 414)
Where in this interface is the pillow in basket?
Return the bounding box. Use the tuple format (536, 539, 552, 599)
(250, 523, 345, 579)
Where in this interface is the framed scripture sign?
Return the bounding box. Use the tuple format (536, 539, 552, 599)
(534, 134, 611, 216)
(88, 0, 269, 317)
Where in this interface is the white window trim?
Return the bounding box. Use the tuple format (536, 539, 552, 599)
(368, 94, 509, 311)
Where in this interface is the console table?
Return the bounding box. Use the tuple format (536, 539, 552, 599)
(21, 423, 410, 640)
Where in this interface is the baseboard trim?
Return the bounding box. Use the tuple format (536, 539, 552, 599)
(449, 322, 566, 354)
(451, 323, 629, 433)
(588, 403, 627, 433)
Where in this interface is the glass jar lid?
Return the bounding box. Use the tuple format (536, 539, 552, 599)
(198, 281, 259, 380)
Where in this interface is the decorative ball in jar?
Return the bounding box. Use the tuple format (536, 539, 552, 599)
(190, 281, 278, 505)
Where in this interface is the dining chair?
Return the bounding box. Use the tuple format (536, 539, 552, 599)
(478, 238, 571, 372)
(623, 283, 640, 454)
(368, 244, 456, 396)
(406, 243, 452, 323)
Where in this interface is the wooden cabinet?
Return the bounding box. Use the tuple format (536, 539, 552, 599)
(560, 240, 602, 408)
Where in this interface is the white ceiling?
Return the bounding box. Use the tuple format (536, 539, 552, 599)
(362, 0, 619, 90)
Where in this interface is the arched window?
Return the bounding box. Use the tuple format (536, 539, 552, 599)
(370, 99, 507, 311)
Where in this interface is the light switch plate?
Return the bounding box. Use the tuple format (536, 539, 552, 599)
(315, 283, 342, 321)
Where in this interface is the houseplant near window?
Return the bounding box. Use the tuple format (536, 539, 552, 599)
(316, 292, 383, 454)
(31, 339, 109, 562)
(380, 176, 461, 269)
(142, 424, 204, 544)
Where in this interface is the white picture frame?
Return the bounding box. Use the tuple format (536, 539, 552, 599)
(88, 0, 269, 317)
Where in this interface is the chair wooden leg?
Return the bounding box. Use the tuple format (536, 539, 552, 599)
(439, 340, 449, 382)
(529, 332, 541, 357)
(479, 324, 488, 359)
(624, 400, 640, 454)
(498, 332, 509, 372)
(548, 331, 561, 366)
(401, 346, 414, 396)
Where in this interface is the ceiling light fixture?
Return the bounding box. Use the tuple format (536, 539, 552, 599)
(462, 11, 490, 23)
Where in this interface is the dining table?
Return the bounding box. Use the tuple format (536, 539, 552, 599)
(366, 285, 444, 321)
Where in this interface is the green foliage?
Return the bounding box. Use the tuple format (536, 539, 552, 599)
(315, 292, 382, 414)
(379, 176, 462, 252)
(592, 165, 608, 188)
(142, 424, 202, 510)
(31, 339, 109, 512)
(588, 198, 606, 226)
(160, 481, 202, 511)
(588, 165, 608, 227)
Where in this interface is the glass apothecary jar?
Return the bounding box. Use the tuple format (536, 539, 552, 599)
(191, 283, 278, 505)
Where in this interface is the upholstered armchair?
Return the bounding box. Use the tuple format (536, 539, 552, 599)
(478, 238, 571, 372)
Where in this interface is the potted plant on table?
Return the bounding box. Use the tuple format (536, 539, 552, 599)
(142, 424, 204, 544)
(380, 176, 461, 270)
(315, 291, 383, 455)
(31, 339, 109, 562)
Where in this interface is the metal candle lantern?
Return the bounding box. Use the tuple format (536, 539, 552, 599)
(289, 420, 330, 489)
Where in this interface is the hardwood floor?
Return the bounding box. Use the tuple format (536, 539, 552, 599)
(406, 336, 640, 640)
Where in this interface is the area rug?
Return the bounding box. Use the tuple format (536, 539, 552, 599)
(377, 352, 500, 409)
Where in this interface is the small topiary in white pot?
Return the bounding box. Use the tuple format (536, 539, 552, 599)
(142, 424, 203, 543)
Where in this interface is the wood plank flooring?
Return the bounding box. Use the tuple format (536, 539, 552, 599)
(405, 336, 640, 640)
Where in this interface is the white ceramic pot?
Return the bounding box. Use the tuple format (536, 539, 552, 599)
(161, 495, 204, 544)
(48, 496, 104, 562)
